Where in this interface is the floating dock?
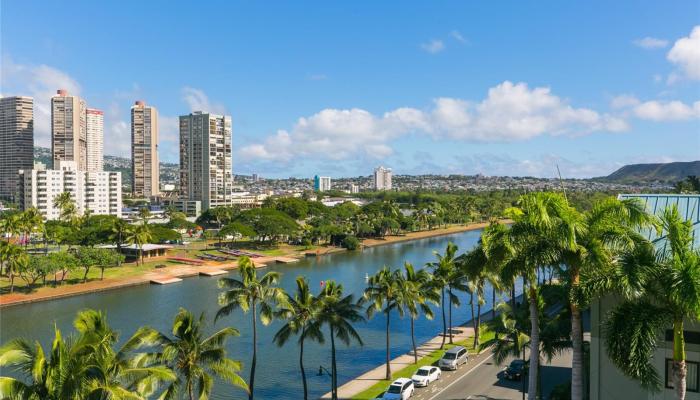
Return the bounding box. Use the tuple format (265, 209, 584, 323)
(275, 257, 299, 264)
(199, 270, 228, 277)
(150, 277, 183, 285)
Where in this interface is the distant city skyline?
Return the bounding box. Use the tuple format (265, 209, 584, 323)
(1, 1, 698, 179)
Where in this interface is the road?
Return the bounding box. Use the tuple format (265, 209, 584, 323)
(404, 348, 572, 400)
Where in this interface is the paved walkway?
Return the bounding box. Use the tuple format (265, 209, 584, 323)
(321, 326, 475, 399)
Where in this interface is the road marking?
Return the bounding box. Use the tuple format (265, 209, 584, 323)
(425, 352, 496, 400)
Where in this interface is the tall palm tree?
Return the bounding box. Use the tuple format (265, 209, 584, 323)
(364, 266, 402, 380)
(273, 277, 324, 400)
(110, 218, 132, 264)
(584, 206, 700, 400)
(127, 223, 151, 266)
(398, 262, 438, 364)
(216, 256, 288, 400)
(317, 280, 364, 400)
(18, 208, 43, 250)
(493, 192, 576, 400)
(53, 192, 77, 224)
(429, 241, 463, 348)
(0, 242, 27, 293)
(138, 207, 151, 225)
(150, 308, 248, 400)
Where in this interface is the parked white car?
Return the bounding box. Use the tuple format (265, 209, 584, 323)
(382, 377, 415, 400)
(411, 366, 441, 387)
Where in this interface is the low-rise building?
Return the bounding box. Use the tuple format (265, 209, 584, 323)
(163, 199, 202, 218)
(18, 161, 121, 220)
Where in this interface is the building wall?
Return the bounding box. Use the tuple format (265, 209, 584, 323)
(179, 112, 233, 210)
(373, 166, 392, 190)
(0, 96, 34, 201)
(131, 101, 159, 198)
(51, 90, 87, 170)
(86, 108, 104, 172)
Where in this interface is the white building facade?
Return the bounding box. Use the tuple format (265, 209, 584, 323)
(51, 89, 87, 170)
(314, 175, 331, 192)
(373, 166, 392, 190)
(18, 161, 122, 220)
(86, 108, 104, 172)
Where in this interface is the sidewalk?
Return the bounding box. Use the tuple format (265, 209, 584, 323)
(321, 326, 475, 399)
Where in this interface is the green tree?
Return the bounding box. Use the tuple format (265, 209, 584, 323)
(216, 256, 288, 400)
(110, 218, 132, 264)
(364, 266, 402, 380)
(317, 280, 364, 400)
(398, 262, 438, 364)
(127, 223, 152, 266)
(154, 308, 248, 400)
(428, 241, 464, 348)
(273, 277, 324, 400)
(218, 222, 256, 245)
(0, 241, 26, 293)
(53, 192, 78, 224)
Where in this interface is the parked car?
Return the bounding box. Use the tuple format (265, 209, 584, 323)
(411, 366, 441, 387)
(439, 346, 469, 370)
(382, 377, 415, 400)
(503, 359, 526, 380)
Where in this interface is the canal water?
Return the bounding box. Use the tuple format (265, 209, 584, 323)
(0, 229, 519, 399)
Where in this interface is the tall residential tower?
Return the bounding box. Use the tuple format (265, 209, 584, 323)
(0, 96, 34, 200)
(131, 101, 159, 198)
(86, 108, 104, 171)
(373, 166, 393, 190)
(179, 111, 233, 210)
(51, 89, 87, 170)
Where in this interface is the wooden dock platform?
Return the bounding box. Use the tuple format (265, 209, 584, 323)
(199, 269, 228, 276)
(274, 257, 299, 263)
(150, 277, 183, 285)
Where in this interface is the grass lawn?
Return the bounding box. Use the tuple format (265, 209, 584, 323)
(351, 328, 496, 400)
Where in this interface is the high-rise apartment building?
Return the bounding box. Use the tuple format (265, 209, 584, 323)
(314, 175, 332, 192)
(86, 108, 104, 172)
(0, 96, 34, 200)
(179, 111, 233, 210)
(131, 101, 159, 198)
(373, 166, 393, 190)
(18, 161, 122, 220)
(51, 89, 87, 170)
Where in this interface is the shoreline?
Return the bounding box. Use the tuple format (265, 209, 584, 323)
(0, 222, 492, 308)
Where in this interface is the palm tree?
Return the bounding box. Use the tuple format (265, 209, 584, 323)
(317, 280, 364, 400)
(429, 241, 463, 348)
(148, 308, 249, 400)
(53, 191, 77, 224)
(273, 277, 324, 400)
(127, 223, 151, 266)
(492, 192, 576, 400)
(398, 262, 438, 364)
(0, 241, 27, 293)
(216, 256, 288, 400)
(585, 206, 700, 400)
(110, 218, 132, 264)
(364, 266, 402, 380)
(18, 208, 43, 250)
(138, 207, 151, 225)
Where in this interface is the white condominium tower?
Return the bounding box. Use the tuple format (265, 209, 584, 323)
(179, 111, 233, 210)
(131, 100, 159, 198)
(373, 166, 393, 190)
(18, 161, 122, 220)
(51, 89, 87, 170)
(0, 96, 34, 201)
(86, 108, 104, 171)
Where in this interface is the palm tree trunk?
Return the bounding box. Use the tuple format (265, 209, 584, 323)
(474, 301, 482, 349)
(440, 288, 447, 349)
(673, 319, 687, 400)
(409, 318, 419, 364)
(448, 287, 454, 344)
(492, 286, 496, 320)
(571, 303, 584, 400)
(330, 324, 337, 400)
(250, 302, 257, 400)
(385, 311, 391, 380)
(9, 270, 14, 293)
(470, 292, 477, 335)
(188, 383, 195, 400)
(300, 330, 308, 400)
(527, 285, 539, 400)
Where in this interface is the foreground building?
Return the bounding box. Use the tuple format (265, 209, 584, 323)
(18, 161, 122, 220)
(0, 96, 34, 201)
(373, 166, 392, 190)
(131, 100, 159, 198)
(314, 175, 331, 191)
(590, 194, 700, 400)
(51, 89, 87, 170)
(179, 111, 233, 211)
(86, 108, 104, 172)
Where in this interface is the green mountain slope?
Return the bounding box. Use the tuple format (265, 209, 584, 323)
(605, 161, 700, 183)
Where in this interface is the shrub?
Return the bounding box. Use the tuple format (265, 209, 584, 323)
(342, 235, 361, 250)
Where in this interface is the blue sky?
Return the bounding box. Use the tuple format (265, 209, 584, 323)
(2, 1, 699, 178)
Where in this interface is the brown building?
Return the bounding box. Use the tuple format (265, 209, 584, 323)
(0, 96, 34, 200)
(51, 89, 87, 170)
(131, 100, 159, 198)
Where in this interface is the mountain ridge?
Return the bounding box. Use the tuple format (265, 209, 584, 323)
(602, 161, 700, 183)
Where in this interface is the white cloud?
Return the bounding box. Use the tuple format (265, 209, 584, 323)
(450, 30, 467, 43)
(420, 40, 445, 54)
(181, 87, 226, 115)
(610, 94, 641, 109)
(633, 37, 669, 49)
(1, 56, 81, 147)
(239, 81, 628, 165)
(633, 100, 700, 121)
(667, 26, 700, 81)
